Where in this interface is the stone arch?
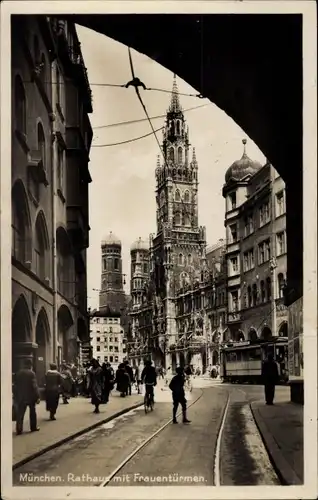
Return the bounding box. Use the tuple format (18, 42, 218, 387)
(12, 294, 33, 373)
(248, 327, 258, 341)
(58, 304, 74, 364)
(261, 326, 272, 340)
(35, 307, 50, 386)
(34, 210, 50, 281)
(278, 321, 288, 337)
(77, 317, 88, 342)
(12, 179, 32, 264)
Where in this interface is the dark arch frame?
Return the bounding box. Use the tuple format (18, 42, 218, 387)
(12, 294, 32, 343)
(278, 321, 288, 337)
(12, 179, 32, 262)
(248, 328, 258, 341)
(261, 326, 272, 340)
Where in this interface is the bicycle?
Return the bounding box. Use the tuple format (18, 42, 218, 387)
(144, 383, 155, 413)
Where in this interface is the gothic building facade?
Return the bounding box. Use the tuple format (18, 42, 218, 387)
(11, 16, 93, 386)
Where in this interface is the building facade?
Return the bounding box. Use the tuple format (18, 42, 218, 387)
(11, 16, 93, 386)
(222, 140, 288, 343)
(89, 309, 127, 370)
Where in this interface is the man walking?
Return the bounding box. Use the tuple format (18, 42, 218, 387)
(169, 366, 191, 424)
(13, 358, 40, 434)
(124, 360, 134, 396)
(262, 352, 279, 405)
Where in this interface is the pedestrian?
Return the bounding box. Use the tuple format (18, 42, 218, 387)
(261, 352, 279, 405)
(89, 358, 103, 413)
(13, 358, 40, 435)
(60, 364, 74, 404)
(124, 360, 134, 395)
(169, 366, 191, 424)
(45, 363, 63, 420)
(134, 365, 141, 394)
(101, 362, 114, 404)
(116, 363, 129, 397)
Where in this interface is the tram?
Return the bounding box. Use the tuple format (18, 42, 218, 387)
(220, 336, 288, 384)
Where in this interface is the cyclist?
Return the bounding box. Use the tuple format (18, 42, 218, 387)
(141, 359, 157, 406)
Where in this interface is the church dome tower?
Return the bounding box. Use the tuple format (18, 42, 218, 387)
(99, 231, 126, 313)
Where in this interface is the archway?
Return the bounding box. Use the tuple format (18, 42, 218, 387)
(278, 321, 288, 337)
(57, 304, 74, 365)
(237, 330, 245, 342)
(12, 294, 32, 373)
(248, 328, 258, 341)
(35, 308, 50, 387)
(261, 326, 272, 340)
(12, 180, 31, 264)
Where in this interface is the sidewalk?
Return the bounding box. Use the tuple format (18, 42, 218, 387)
(12, 391, 143, 468)
(251, 394, 303, 485)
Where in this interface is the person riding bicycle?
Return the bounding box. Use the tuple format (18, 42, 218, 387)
(141, 359, 157, 405)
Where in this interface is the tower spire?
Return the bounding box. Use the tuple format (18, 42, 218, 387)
(242, 138, 247, 157)
(169, 73, 181, 113)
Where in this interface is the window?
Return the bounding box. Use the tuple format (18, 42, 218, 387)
(247, 286, 252, 308)
(258, 239, 270, 264)
(179, 253, 184, 265)
(14, 75, 26, 135)
(229, 224, 238, 243)
(175, 189, 181, 202)
(177, 146, 183, 163)
(266, 277, 271, 301)
(252, 284, 258, 306)
(184, 190, 190, 203)
(114, 346, 119, 353)
(169, 147, 174, 162)
(277, 273, 285, 298)
(175, 212, 181, 225)
(104, 356, 108, 362)
(110, 356, 113, 362)
(276, 190, 285, 217)
(276, 232, 286, 256)
(103, 258, 106, 271)
(109, 336, 113, 341)
(109, 346, 113, 351)
(96, 318, 99, 323)
(12, 196, 26, 262)
(96, 346, 100, 352)
(230, 256, 238, 274)
(34, 216, 46, 280)
(109, 328, 112, 334)
(243, 249, 254, 271)
(260, 280, 266, 302)
(259, 202, 270, 226)
(230, 291, 239, 312)
(188, 254, 192, 265)
(115, 356, 119, 363)
(143, 262, 148, 274)
(114, 258, 119, 271)
(229, 192, 236, 210)
(96, 337, 100, 342)
(57, 145, 64, 192)
(244, 215, 254, 237)
(37, 123, 46, 169)
(184, 213, 190, 226)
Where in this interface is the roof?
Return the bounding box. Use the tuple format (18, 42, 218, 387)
(130, 237, 149, 252)
(225, 139, 263, 184)
(101, 231, 121, 247)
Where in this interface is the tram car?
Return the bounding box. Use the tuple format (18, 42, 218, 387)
(220, 336, 288, 384)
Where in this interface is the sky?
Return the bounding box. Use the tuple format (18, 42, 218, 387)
(76, 25, 266, 310)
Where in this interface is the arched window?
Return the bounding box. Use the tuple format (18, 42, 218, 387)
(176, 120, 180, 135)
(175, 189, 181, 202)
(188, 254, 192, 265)
(169, 147, 174, 162)
(179, 253, 184, 265)
(184, 190, 190, 203)
(12, 193, 26, 262)
(175, 212, 181, 225)
(260, 280, 266, 302)
(277, 273, 285, 298)
(37, 123, 46, 168)
(103, 258, 106, 271)
(177, 146, 183, 164)
(34, 216, 46, 280)
(247, 286, 252, 308)
(252, 284, 258, 306)
(114, 258, 119, 271)
(266, 277, 271, 301)
(14, 75, 26, 134)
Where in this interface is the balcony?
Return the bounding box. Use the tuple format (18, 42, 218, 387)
(67, 206, 88, 250)
(227, 312, 242, 323)
(27, 150, 49, 187)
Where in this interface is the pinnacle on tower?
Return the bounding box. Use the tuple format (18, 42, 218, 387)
(242, 138, 247, 157)
(169, 73, 182, 113)
(157, 155, 161, 168)
(192, 147, 197, 163)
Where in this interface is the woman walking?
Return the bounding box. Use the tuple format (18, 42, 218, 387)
(61, 364, 74, 404)
(89, 359, 103, 413)
(101, 362, 114, 404)
(45, 363, 63, 420)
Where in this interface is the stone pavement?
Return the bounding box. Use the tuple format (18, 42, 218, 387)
(251, 392, 303, 485)
(12, 390, 144, 468)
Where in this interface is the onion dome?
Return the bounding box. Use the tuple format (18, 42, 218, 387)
(225, 139, 262, 183)
(101, 231, 121, 247)
(130, 237, 149, 252)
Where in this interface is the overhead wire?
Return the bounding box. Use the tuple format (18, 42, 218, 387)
(91, 126, 164, 147)
(126, 47, 194, 222)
